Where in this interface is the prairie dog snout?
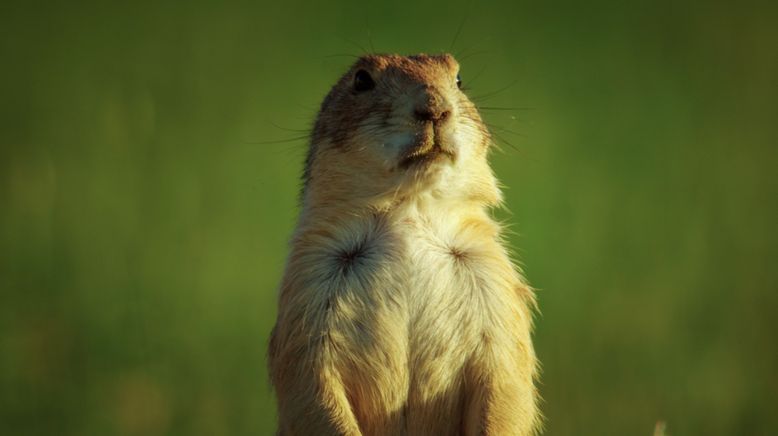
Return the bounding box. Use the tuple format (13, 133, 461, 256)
(413, 86, 453, 122)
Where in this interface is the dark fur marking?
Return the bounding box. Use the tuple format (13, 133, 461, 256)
(335, 236, 370, 275)
(449, 246, 468, 262)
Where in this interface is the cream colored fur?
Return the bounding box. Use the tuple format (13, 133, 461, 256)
(269, 54, 539, 435)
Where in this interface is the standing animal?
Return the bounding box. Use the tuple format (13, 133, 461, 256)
(269, 53, 540, 435)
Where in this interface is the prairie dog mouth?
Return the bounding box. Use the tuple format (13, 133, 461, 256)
(398, 126, 455, 169)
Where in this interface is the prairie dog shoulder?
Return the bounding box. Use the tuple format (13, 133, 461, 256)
(269, 53, 539, 436)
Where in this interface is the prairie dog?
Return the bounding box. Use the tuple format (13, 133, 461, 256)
(269, 54, 539, 435)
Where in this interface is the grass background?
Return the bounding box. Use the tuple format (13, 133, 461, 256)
(1, 0, 777, 434)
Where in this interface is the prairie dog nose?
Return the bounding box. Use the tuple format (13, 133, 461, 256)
(413, 88, 452, 123)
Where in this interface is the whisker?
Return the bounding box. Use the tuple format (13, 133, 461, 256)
(485, 123, 526, 138)
(478, 106, 534, 111)
(337, 36, 369, 56)
(366, 23, 376, 53)
(463, 63, 489, 89)
(323, 53, 362, 60)
(270, 121, 311, 133)
(244, 136, 309, 145)
(470, 80, 520, 102)
(489, 130, 520, 152)
(449, 9, 470, 53)
(458, 50, 492, 63)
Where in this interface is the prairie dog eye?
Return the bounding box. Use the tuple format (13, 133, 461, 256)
(456, 73, 462, 89)
(354, 70, 375, 92)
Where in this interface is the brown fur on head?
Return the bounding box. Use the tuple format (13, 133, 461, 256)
(303, 54, 500, 210)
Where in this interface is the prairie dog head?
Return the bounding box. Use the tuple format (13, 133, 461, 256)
(303, 54, 501, 209)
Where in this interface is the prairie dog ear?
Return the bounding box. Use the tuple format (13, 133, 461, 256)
(437, 53, 459, 71)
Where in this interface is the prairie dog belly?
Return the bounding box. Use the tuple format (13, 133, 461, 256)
(326, 207, 520, 434)
(398, 208, 522, 434)
(401, 216, 480, 434)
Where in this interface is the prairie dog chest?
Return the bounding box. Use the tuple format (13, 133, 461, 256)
(300, 204, 512, 348)
(388, 206, 507, 333)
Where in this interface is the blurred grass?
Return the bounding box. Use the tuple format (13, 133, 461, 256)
(1, 0, 777, 434)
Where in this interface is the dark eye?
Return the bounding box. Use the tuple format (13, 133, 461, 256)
(456, 73, 462, 89)
(354, 70, 375, 92)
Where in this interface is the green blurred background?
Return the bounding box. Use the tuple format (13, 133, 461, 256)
(2, 0, 776, 434)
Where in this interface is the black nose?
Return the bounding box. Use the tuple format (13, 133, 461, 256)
(414, 107, 451, 123)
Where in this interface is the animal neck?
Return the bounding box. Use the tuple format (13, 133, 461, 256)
(297, 187, 497, 236)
